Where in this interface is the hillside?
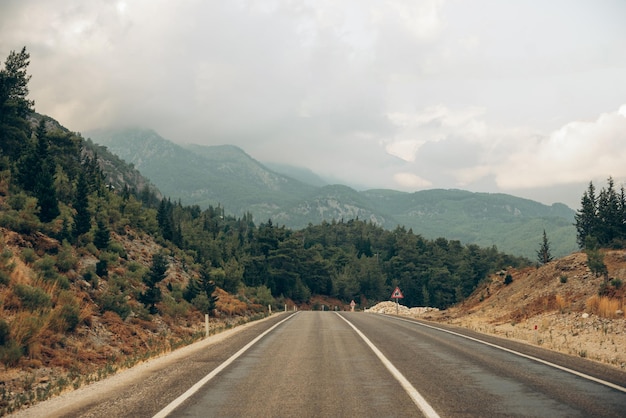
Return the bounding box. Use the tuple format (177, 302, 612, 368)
(0, 225, 268, 415)
(411, 250, 626, 370)
(86, 127, 578, 259)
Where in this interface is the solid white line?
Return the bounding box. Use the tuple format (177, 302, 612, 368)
(388, 315, 626, 394)
(335, 313, 441, 418)
(152, 312, 299, 418)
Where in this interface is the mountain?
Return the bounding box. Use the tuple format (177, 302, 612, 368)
(263, 162, 329, 187)
(86, 128, 316, 214)
(27, 115, 160, 198)
(86, 127, 578, 259)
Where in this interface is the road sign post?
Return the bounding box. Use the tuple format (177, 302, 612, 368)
(391, 286, 404, 315)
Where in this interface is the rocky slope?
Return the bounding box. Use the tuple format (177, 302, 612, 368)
(398, 250, 626, 370)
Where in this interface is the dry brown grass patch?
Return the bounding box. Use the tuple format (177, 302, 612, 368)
(586, 295, 623, 318)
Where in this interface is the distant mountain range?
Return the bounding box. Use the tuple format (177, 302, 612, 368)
(86, 127, 578, 259)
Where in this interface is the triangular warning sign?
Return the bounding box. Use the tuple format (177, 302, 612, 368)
(391, 287, 404, 299)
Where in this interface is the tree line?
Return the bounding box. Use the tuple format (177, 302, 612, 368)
(574, 177, 626, 250)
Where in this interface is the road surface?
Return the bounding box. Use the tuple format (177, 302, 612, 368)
(14, 311, 626, 417)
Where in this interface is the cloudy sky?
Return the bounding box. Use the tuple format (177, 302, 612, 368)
(2, 0, 625, 207)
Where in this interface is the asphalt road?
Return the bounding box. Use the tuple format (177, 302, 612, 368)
(14, 311, 626, 417)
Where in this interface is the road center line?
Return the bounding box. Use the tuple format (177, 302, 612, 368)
(335, 313, 441, 418)
(152, 312, 299, 418)
(389, 315, 626, 394)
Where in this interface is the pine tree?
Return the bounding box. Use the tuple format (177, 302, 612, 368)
(73, 171, 91, 239)
(618, 186, 626, 241)
(0, 47, 34, 161)
(35, 157, 60, 222)
(200, 267, 219, 315)
(139, 252, 169, 314)
(536, 229, 553, 265)
(32, 120, 59, 222)
(93, 218, 110, 250)
(596, 177, 621, 246)
(183, 277, 202, 303)
(575, 182, 597, 249)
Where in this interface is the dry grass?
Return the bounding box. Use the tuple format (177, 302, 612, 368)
(586, 295, 624, 319)
(555, 294, 569, 312)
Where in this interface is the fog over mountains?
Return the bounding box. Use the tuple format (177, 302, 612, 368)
(87, 127, 578, 259)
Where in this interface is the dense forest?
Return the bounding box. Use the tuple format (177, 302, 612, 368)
(0, 47, 537, 378)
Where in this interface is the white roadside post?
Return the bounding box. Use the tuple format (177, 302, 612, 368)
(205, 314, 209, 337)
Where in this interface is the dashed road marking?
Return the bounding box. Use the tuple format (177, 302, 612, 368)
(152, 312, 299, 418)
(335, 313, 441, 418)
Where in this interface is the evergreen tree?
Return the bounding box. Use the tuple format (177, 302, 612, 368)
(183, 277, 202, 303)
(93, 218, 110, 250)
(157, 198, 175, 241)
(618, 186, 626, 241)
(0, 47, 34, 161)
(34, 156, 60, 222)
(585, 237, 608, 281)
(139, 252, 169, 314)
(574, 182, 597, 249)
(73, 171, 91, 238)
(32, 120, 59, 222)
(596, 177, 621, 246)
(536, 229, 553, 265)
(200, 267, 219, 315)
(15, 137, 37, 192)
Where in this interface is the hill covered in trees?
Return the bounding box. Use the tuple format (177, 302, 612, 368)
(87, 127, 578, 259)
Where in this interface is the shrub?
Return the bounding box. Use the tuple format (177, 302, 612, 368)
(559, 275, 568, 284)
(1, 248, 12, 262)
(13, 284, 52, 311)
(55, 241, 78, 272)
(97, 291, 130, 320)
(34, 254, 70, 288)
(0, 341, 23, 366)
(0, 270, 9, 286)
(21, 248, 37, 263)
(191, 293, 211, 313)
(35, 255, 58, 281)
(50, 291, 81, 332)
(504, 274, 513, 285)
(95, 259, 108, 277)
(0, 319, 10, 345)
(161, 296, 189, 318)
(107, 241, 126, 258)
(241, 285, 274, 307)
(83, 268, 99, 288)
(0, 194, 41, 233)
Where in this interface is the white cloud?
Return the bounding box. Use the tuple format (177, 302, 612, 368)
(2, 0, 626, 207)
(393, 172, 432, 189)
(371, 0, 444, 42)
(495, 105, 626, 189)
(384, 105, 486, 163)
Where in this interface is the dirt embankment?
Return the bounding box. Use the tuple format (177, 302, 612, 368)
(379, 251, 626, 370)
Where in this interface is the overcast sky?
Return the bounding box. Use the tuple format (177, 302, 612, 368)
(2, 0, 625, 208)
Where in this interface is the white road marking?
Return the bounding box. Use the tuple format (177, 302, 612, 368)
(335, 313, 441, 418)
(389, 315, 626, 394)
(152, 312, 299, 418)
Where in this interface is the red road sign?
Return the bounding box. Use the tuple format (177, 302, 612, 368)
(391, 287, 404, 299)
